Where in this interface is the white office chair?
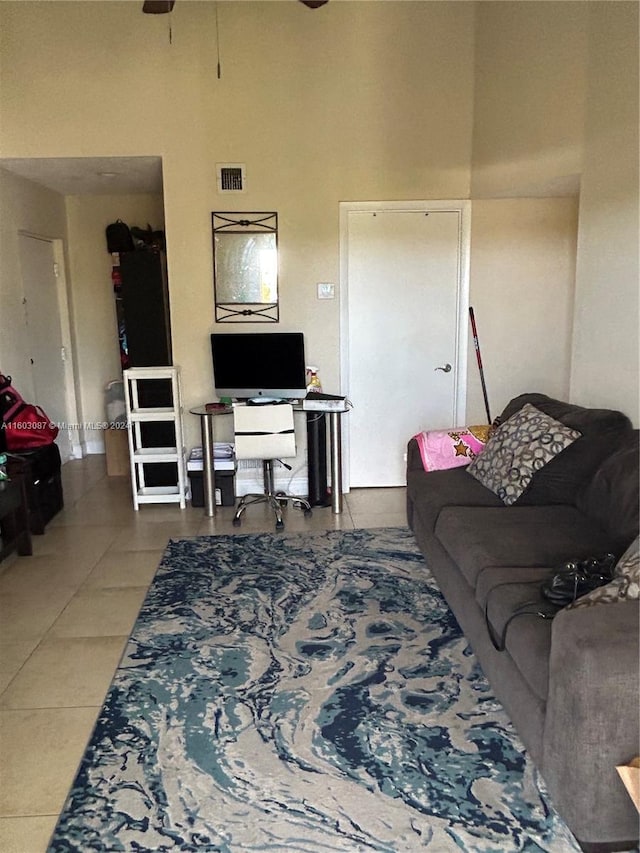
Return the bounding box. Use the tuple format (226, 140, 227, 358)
(232, 403, 312, 531)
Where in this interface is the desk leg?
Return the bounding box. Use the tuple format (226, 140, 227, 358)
(328, 411, 343, 514)
(201, 414, 216, 518)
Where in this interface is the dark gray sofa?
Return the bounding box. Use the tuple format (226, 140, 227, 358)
(406, 393, 639, 853)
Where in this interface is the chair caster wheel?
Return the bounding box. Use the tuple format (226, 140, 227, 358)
(275, 520, 284, 531)
(232, 517, 241, 527)
(304, 509, 312, 518)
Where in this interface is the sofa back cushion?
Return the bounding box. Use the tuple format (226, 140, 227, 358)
(495, 393, 633, 506)
(576, 431, 639, 548)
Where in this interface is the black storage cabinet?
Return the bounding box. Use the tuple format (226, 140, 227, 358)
(188, 469, 235, 508)
(119, 252, 172, 368)
(119, 251, 174, 487)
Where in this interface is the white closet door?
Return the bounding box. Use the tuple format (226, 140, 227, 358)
(344, 206, 467, 487)
(18, 234, 74, 462)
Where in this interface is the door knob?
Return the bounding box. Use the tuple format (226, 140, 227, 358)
(435, 363, 452, 373)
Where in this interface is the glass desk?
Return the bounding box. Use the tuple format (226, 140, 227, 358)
(189, 404, 348, 518)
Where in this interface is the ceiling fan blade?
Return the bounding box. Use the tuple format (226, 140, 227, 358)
(142, 0, 175, 14)
(299, 0, 328, 7)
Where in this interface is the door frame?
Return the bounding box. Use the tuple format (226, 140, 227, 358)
(338, 199, 471, 491)
(18, 230, 82, 461)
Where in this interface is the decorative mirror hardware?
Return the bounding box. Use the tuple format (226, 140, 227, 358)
(212, 212, 278, 323)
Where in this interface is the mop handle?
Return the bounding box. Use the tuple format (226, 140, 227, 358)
(469, 306, 492, 424)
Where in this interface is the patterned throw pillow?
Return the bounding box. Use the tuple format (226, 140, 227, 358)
(566, 535, 640, 609)
(467, 403, 581, 505)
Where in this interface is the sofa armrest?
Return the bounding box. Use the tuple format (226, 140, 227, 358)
(406, 437, 423, 473)
(542, 601, 640, 844)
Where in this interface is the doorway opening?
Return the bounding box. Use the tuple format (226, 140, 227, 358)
(1, 155, 166, 464)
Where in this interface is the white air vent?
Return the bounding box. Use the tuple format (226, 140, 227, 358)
(216, 163, 246, 193)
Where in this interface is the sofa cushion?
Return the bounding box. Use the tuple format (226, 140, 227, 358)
(481, 572, 554, 702)
(435, 505, 615, 588)
(576, 430, 639, 547)
(496, 393, 633, 506)
(566, 534, 640, 610)
(475, 565, 552, 609)
(467, 404, 581, 505)
(406, 462, 503, 534)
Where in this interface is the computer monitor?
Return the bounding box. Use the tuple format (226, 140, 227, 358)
(210, 332, 307, 401)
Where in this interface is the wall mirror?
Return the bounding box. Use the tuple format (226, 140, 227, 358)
(212, 212, 278, 322)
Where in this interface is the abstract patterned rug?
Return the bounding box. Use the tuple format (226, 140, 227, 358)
(48, 528, 580, 852)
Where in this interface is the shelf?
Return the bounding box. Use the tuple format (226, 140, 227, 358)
(123, 366, 187, 510)
(123, 366, 176, 380)
(136, 486, 183, 503)
(129, 407, 179, 421)
(132, 446, 180, 462)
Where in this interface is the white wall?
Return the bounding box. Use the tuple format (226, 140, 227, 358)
(0, 168, 69, 396)
(471, 1, 587, 198)
(0, 0, 636, 454)
(467, 198, 579, 423)
(467, 1, 586, 424)
(570, 2, 639, 424)
(470, 0, 638, 427)
(0, 0, 476, 451)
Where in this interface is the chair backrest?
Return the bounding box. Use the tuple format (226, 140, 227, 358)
(233, 403, 296, 461)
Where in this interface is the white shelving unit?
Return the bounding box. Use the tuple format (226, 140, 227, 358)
(123, 366, 187, 510)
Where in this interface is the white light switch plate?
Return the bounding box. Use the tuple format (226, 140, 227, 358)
(317, 282, 335, 299)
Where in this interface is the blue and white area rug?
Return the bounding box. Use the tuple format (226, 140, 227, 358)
(48, 528, 579, 852)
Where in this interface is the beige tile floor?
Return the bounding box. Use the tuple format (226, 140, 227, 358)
(0, 455, 408, 853)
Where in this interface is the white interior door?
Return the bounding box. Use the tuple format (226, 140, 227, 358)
(341, 202, 469, 488)
(18, 234, 75, 462)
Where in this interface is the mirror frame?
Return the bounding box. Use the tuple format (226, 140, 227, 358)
(212, 211, 279, 323)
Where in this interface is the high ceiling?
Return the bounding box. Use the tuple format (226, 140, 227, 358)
(0, 156, 163, 196)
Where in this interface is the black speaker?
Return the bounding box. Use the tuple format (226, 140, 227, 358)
(306, 413, 331, 507)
